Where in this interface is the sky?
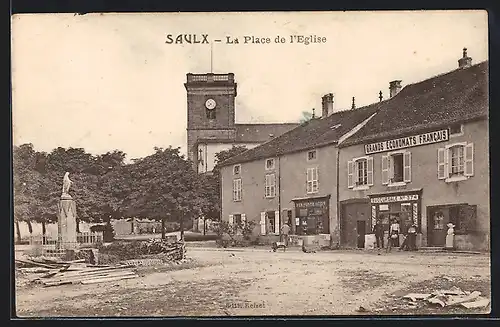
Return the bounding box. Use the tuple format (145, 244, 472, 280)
(11, 11, 488, 161)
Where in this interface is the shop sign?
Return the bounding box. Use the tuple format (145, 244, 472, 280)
(370, 194, 419, 204)
(364, 129, 449, 155)
(295, 199, 327, 208)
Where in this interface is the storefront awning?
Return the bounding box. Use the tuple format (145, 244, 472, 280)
(291, 194, 331, 202)
(367, 188, 423, 198)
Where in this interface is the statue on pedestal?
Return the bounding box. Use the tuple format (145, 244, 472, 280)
(61, 172, 72, 199)
(58, 172, 77, 250)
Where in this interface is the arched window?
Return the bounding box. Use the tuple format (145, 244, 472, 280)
(206, 108, 216, 120)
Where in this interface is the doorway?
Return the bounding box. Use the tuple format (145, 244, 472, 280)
(341, 200, 370, 248)
(427, 206, 448, 247)
(357, 220, 366, 248)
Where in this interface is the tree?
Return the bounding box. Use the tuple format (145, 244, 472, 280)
(13, 144, 49, 242)
(110, 147, 208, 240)
(299, 110, 313, 123)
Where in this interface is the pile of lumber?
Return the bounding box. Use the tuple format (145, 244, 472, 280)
(143, 240, 185, 261)
(15, 257, 138, 287)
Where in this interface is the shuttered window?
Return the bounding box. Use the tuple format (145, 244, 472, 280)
(348, 157, 374, 188)
(233, 178, 242, 202)
(438, 143, 474, 181)
(265, 173, 276, 198)
(306, 167, 319, 194)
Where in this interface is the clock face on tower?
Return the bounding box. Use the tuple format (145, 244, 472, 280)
(205, 98, 216, 110)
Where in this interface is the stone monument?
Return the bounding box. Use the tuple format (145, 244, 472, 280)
(57, 172, 77, 250)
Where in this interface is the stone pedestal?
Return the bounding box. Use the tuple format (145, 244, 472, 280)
(445, 234, 455, 249)
(57, 198, 77, 250)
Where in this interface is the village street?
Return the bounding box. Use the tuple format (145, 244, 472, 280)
(15, 246, 490, 317)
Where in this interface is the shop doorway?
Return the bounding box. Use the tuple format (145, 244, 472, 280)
(341, 200, 370, 248)
(357, 220, 366, 248)
(427, 207, 448, 247)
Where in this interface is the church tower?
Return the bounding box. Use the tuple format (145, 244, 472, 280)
(185, 73, 238, 171)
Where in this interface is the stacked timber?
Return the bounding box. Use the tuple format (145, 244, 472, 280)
(15, 258, 138, 287)
(37, 265, 138, 286)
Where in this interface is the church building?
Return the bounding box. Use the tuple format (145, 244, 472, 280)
(185, 73, 299, 173)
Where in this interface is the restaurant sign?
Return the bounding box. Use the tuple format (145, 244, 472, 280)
(364, 129, 449, 155)
(370, 194, 419, 204)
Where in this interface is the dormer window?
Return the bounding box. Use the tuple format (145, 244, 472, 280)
(265, 158, 275, 170)
(449, 124, 463, 137)
(233, 164, 241, 175)
(307, 150, 317, 161)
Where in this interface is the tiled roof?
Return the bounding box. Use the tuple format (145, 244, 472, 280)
(340, 61, 488, 147)
(220, 105, 380, 166)
(234, 123, 299, 143)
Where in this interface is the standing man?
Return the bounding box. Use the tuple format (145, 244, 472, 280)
(280, 222, 290, 247)
(373, 217, 384, 249)
(407, 223, 418, 251)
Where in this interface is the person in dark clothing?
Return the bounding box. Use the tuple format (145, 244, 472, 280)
(373, 218, 384, 249)
(407, 223, 418, 251)
(400, 223, 418, 251)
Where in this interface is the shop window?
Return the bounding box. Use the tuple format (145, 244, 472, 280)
(347, 157, 373, 189)
(232, 178, 242, 202)
(450, 204, 477, 234)
(265, 158, 275, 170)
(382, 151, 411, 185)
(430, 204, 477, 235)
(306, 167, 319, 194)
(233, 164, 241, 175)
(307, 150, 317, 161)
(265, 173, 276, 198)
(438, 143, 474, 182)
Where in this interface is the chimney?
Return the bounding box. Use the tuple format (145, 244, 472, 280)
(379, 91, 383, 102)
(458, 47, 472, 69)
(321, 93, 334, 118)
(389, 80, 402, 98)
(351, 97, 356, 110)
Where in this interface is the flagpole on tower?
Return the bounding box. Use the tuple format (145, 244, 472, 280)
(210, 41, 213, 73)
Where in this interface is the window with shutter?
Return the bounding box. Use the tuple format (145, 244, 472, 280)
(233, 179, 242, 201)
(382, 155, 389, 185)
(241, 214, 246, 225)
(275, 211, 280, 235)
(464, 143, 474, 176)
(265, 173, 276, 198)
(347, 160, 354, 188)
(437, 148, 446, 179)
(306, 167, 318, 194)
(260, 212, 266, 235)
(350, 157, 373, 189)
(403, 152, 412, 183)
(367, 157, 374, 186)
(442, 143, 473, 182)
(229, 214, 234, 225)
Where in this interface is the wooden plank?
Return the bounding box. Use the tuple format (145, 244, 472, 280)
(15, 259, 59, 269)
(43, 271, 136, 285)
(50, 265, 134, 278)
(44, 269, 135, 282)
(80, 274, 138, 285)
(40, 267, 134, 281)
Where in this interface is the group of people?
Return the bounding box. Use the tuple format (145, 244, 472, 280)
(372, 216, 418, 252)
